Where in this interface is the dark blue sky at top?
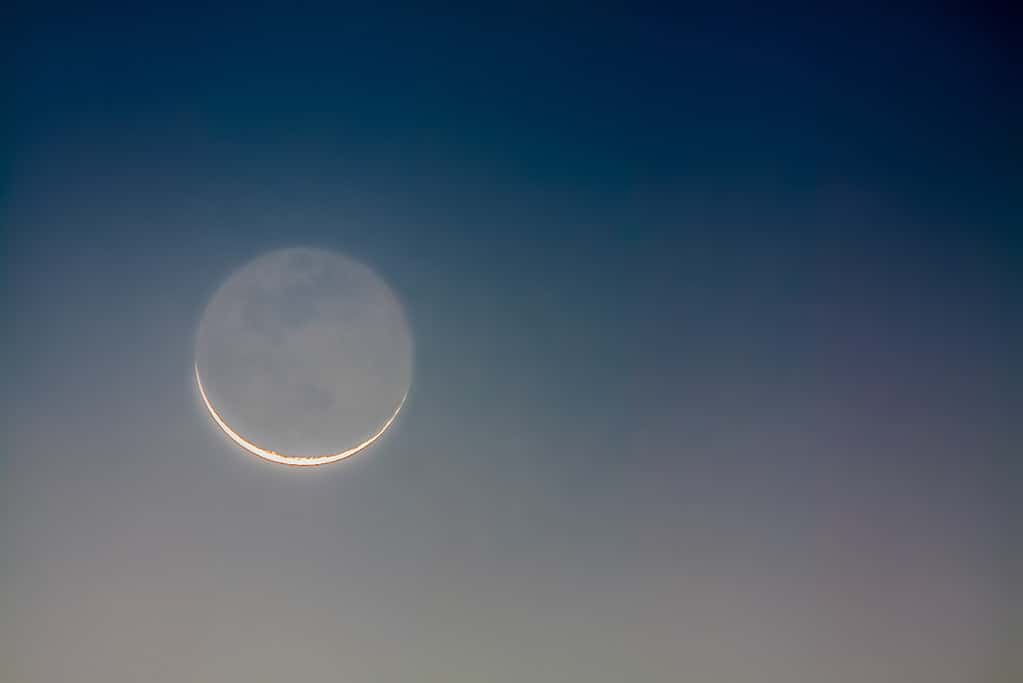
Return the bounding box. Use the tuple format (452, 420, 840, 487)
(8, 5, 1020, 203)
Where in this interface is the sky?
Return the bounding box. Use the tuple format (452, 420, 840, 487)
(3, 5, 1020, 682)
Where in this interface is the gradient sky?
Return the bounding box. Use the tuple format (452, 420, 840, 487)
(4, 5, 1020, 682)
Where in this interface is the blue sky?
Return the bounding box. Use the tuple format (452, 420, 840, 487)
(4, 5, 1019, 681)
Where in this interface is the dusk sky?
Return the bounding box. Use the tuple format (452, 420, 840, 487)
(4, 5, 1019, 681)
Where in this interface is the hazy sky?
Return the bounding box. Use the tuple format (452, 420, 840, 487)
(4, 5, 1019, 682)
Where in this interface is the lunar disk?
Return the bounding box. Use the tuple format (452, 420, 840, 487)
(194, 247, 412, 466)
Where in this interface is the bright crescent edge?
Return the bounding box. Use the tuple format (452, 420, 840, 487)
(195, 364, 407, 467)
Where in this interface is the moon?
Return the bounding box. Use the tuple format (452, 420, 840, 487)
(194, 248, 412, 467)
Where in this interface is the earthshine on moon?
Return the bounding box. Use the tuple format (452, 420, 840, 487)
(194, 248, 412, 467)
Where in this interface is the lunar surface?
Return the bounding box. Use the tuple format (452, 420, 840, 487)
(194, 248, 412, 464)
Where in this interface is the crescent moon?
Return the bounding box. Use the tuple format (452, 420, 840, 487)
(195, 364, 406, 467)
